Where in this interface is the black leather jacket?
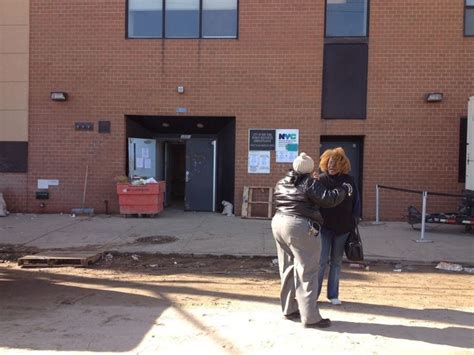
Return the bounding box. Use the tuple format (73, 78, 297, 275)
(274, 170, 346, 224)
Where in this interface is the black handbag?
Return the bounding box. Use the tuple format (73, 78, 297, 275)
(344, 220, 364, 261)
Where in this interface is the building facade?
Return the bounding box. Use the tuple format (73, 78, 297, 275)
(1, 0, 473, 220)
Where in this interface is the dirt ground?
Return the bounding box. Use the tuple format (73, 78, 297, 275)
(0, 253, 473, 354)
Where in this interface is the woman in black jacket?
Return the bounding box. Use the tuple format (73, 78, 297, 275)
(317, 148, 361, 306)
(272, 152, 352, 328)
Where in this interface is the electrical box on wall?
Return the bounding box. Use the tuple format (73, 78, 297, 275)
(75, 122, 94, 131)
(98, 120, 111, 133)
(36, 191, 49, 200)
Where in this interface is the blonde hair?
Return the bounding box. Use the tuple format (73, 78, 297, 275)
(319, 147, 351, 175)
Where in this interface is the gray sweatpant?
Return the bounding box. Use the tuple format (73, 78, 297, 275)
(271, 213, 322, 325)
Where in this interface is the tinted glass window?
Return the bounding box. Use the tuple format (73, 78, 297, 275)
(466, 8, 474, 36)
(128, 0, 163, 38)
(326, 0, 368, 37)
(165, 0, 200, 38)
(322, 44, 368, 119)
(202, 0, 237, 38)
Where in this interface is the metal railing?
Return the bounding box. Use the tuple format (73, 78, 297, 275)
(375, 184, 464, 243)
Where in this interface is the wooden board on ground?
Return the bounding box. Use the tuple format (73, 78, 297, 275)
(241, 186, 274, 219)
(18, 251, 102, 268)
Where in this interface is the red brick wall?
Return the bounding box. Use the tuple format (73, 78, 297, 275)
(0, 173, 27, 212)
(320, 0, 472, 219)
(26, 0, 472, 219)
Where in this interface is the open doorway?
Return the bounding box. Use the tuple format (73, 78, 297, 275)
(126, 116, 235, 213)
(166, 143, 185, 209)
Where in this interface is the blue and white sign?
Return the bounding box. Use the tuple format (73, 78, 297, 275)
(276, 129, 299, 163)
(248, 151, 271, 174)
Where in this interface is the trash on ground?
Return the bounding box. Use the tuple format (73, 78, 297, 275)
(349, 263, 365, 269)
(435, 262, 463, 272)
(0, 193, 9, 217)
(463, 267, 474, 274)
(131, 254, 140, 261)
(105, 253, 114, 261)
(272, 258, 278, 265)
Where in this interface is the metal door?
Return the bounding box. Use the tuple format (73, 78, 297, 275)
(320, 137, 363, 194)
(128, 138, 156, 179)
(185, 139, 216, 211)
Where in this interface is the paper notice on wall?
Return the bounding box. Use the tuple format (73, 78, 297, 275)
(136, 157, 144, 168)
(37, 179, 59, 189)
(248, 151, 271, 174)
(275, 129, 299, 163)
(144, 158, 152, 169)
(141, 147, 149, 158)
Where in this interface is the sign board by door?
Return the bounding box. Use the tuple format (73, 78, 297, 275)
(128, 138, 156, 179)
(249, 129, 275, 151)
(276, 129, 299, 163)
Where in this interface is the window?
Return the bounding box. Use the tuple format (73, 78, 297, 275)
(0, 142, 28, 173)
(128, 0, 163, 38)
(325, 0, 368, 37)
(322, 44, 368, 119)
(127, 0, 238, 39)
(202, 0, 238, 38)
(466, 0, 474, 36)
(165, 0, 200, 38)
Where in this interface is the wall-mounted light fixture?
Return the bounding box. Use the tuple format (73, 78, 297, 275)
(196, 123, 204, 129)
(50, 92, 68, 101)
(162, 122, 170, 128)
(425, 92, 443, 103)
(177, 85, 185, 94)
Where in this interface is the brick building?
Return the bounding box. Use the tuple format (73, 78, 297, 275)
(1, 0, 473, 220)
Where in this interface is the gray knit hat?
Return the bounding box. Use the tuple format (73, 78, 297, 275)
(292, 152, 314, 174)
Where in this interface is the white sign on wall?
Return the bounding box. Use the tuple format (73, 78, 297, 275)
(248, 151, 271, 174)
(37, 179, 59, 189)
(275, 129, 299, 163)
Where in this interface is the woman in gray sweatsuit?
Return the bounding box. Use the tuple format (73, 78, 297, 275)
(272, 152, 351, 328)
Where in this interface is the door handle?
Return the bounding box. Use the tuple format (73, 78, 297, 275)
(185, 171, 190, 183)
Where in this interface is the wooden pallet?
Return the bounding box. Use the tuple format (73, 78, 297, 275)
(18, 251, 102, 268)
(241, 186, 274, 219)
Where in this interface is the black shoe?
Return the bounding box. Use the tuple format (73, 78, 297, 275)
(304, 318, 331, 329)
(283, 311, 300, 321)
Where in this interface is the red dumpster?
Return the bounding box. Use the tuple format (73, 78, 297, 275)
(116, 181, 165, 215)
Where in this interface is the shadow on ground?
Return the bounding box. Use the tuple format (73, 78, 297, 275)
(0, 258, 473, 352)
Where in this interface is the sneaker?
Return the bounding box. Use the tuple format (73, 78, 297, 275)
(329, 298, 342, 305)
(304, 318, 331, 329)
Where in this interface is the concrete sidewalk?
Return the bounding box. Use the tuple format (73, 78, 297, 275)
(0, 209, 473, 264)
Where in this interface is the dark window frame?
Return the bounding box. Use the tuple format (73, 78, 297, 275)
(125, 0, 239, 39)
(324, 0, 370, 39)
(465, 0, 474, 37)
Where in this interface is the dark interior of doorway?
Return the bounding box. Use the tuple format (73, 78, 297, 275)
(126, 115, 235, 212)
(168, 143, 186, 208)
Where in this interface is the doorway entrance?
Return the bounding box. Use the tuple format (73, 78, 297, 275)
(167, 142, 185, 208)
(320, 136, 364, 216)
(126, 116, 235, 212)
